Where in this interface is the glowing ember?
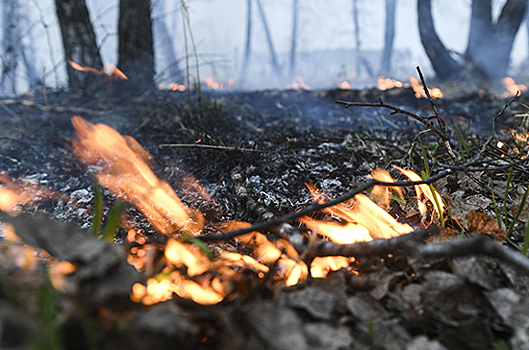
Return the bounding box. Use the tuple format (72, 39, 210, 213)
(71, 116, 196, 235)
(502, 77, 528, 97)
(158, 83, 186, 91)
(201, 76, 233, 90)
(68, 60, 128, 84)
(287, 76, 311, 91)
(497, 140, 505, 149)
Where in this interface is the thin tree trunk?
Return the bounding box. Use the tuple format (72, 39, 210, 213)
(55, 0, 103, 90)
(289, 0, 298, 79)
(417, 0, 463, 80)
(153, 0, 182, 83)
(352, 0, 373, 77)
(240, 0, 252, 84)
(380, 0, 396, 77)
(0, 0, 19, 94)
(118, 0, 155, 89)
(255, 0, 282, 78)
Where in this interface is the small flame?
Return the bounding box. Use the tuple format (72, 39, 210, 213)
(201, 76, 233, 90)
(68, 60, 128, 83)
(339, 81, 351, 90)
(304, 182, 413, 241)
(0, 173, 58, 214)
(311, 256, 351, 278)
(71, 116, 196, 235)
(502, 77, 528, 98)
(395, 166, 445, 217)
(378, 76, 404, 90)
(287, 76, 311, 91)
(409, 77, 443, 99)
(370, 168, 404, 209)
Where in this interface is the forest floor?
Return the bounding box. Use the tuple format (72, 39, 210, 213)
(1, 84, 529, 350)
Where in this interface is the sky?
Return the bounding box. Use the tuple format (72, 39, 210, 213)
(3, 0, 529, 92)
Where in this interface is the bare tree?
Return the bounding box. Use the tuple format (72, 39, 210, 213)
(256, 0, 282, 78)
(118, 0, 155, 88)
(240, 0, 253, 84)
(55, 0, 103, 89)
(0, 0, 40, 94)
(418, 0, 527, 81)
(380, 0, 396, 77)
(289, 0, 299, 78)
(152, 0, 183, 83)
(352, 0, 373, 77)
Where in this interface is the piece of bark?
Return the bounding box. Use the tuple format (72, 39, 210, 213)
(466, 210, 506, 241)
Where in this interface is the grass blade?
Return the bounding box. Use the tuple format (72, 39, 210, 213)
(91, 174, 103, 237)
(102, 200, 126, 243)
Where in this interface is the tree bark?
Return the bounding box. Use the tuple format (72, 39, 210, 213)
(55, 0, 103, 90)
(118, 0, 155, 88)
(380, 0, 396, 76)
(417, 0, 464, 80)
(240, 0, 253, 84)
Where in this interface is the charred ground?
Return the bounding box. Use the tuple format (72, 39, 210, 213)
(1, 86, 528, 350)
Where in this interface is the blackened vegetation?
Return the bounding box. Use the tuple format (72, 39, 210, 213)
(0, 87, 528, 349)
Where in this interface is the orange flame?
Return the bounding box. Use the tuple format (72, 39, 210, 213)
(0, 173, 58, 214)
(502, 77, 528, 97)
(304, 182, 412, 241)
(71, 116, 197, 235)
(395, 166, 445, 218)
(378, 76, 404, 90)
(287, 76, 311, 91)
(68, 60, 128, 83)
(409, 77, 443, 99)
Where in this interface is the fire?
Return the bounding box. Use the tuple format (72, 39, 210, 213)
(395, 166, 445, 218)
(0, 173, 58, 214)
(303, 182, 413, 241)
(158, 83, 186, 91)
(201, 76, 234, 90)
(377, 76, 443, 99)
(68, 60, 128, 84)
(287, 76, 311, 91)
(378, 76, 405, 90)
(71, 116, 197, 235)
(502, 77, 528, 97)
(339, 81, 351, 90)
(1, 118, 447, 306)
(409, 77, 443, 99)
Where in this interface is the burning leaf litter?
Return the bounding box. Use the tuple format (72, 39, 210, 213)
(1, 116, 446, 306)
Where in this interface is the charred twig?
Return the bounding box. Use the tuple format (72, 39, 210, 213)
(159, 143, 265, 153)
(416, 235, 529, 274)
(304, 227, 434, 261)
(336, 98, 456, 161)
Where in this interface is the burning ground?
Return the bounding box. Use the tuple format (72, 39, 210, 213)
(1, 82, 529, 349)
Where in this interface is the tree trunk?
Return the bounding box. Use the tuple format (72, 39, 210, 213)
(240, 0, 253, 84)
(152, 0, 182, 83)
(417, 0, 464, 80)
(55, 0, 103, 90)
(118, 0, 155, 89)
(467, 0, 528, 79)
(289, 0, 299, 79)
(352, 0, 374, 77)
(255, 0, 282, 79)
(380, 0, 396, 77)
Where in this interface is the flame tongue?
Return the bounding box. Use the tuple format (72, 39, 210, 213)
(71, 116, 195, 235)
